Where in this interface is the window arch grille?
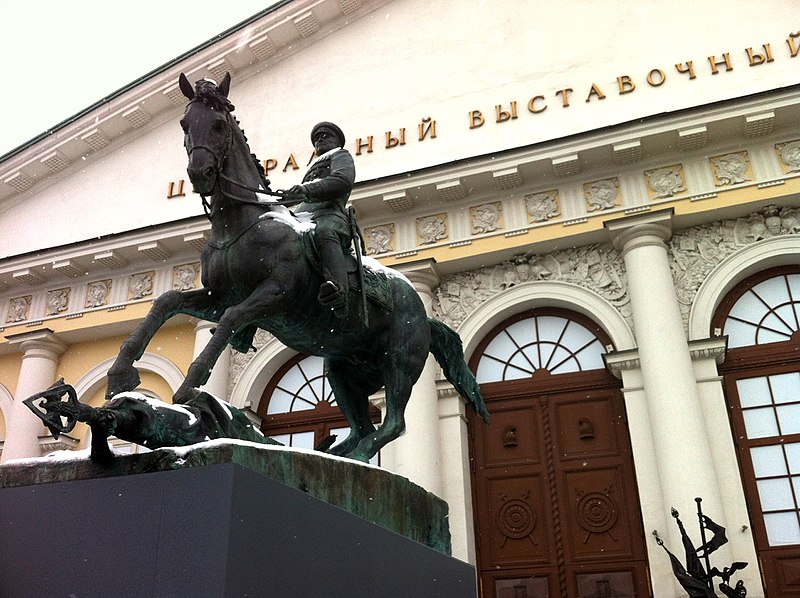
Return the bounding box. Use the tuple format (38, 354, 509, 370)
(714, 266, 800, 594)
(721, 271, 800, 348)
(473, 309, 610, 384)
(258, 354, 380, 463)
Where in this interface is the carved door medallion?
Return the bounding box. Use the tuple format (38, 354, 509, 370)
(469, 310, 651, 598)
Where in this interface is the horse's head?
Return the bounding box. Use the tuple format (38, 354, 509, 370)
(179, 72, 234, 196)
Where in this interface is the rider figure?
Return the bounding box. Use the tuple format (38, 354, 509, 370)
(284, 122, 355, 318)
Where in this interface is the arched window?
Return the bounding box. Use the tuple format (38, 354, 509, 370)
(474, 309, 608, 383)
(257, 354, 380, 461)
(714, 266, 800, 596)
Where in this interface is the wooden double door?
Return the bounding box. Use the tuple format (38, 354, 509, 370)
(470, 370, 652, 598)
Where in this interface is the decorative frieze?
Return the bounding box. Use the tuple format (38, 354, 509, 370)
(669, 204, 800, 328)
(709, 151, 752, 186)
(432, 243, 630, 330)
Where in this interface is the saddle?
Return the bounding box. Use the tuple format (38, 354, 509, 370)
(226, 227, 393, 354)
(300, 231, 394, 312)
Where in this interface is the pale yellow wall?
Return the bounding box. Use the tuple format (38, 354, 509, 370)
(0, 353, 22, 398)
(55, 322, 196, 390)
(0, 320, 195, 447)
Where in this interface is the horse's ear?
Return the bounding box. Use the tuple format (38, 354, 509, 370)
(179, 73, 194, 100)
(218, 72, 231, 98)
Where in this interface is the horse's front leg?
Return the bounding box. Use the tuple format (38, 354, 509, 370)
(174, 280, 284, 404)
(107, 288, 221, 398)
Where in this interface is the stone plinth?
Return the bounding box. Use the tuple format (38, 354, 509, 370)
(0, 442, 476, 598)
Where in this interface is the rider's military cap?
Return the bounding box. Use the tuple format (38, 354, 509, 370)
(310, 121, 345, 147)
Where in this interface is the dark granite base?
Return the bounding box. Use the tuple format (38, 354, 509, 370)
(0, 445, 477, 598)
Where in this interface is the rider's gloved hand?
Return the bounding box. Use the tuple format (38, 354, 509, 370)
(287, 184, 308, 199)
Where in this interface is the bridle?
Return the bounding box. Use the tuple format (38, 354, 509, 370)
(185, 106, 298, 218)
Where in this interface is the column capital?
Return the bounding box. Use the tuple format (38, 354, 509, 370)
(605, 208, 673, 253)
(395, 258, 441, 292)
(5, 329, 67, 358)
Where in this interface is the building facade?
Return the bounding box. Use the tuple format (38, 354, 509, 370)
(1, 1, 799, 596)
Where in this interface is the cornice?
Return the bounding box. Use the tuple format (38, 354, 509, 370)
(0, 0, 391, 204)
(603, 335, 728, 378)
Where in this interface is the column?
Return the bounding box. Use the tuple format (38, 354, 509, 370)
(392, 259, 443, 497)
(439, 387, 477, 564)
(1, 330, 67, 462)
(193, 320, 230, 401)
(606, 210, 730, 565)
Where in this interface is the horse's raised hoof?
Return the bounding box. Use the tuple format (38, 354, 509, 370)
(106, 366, 141, 399)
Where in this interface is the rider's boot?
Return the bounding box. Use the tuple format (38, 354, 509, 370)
(317, 238, 349, 319)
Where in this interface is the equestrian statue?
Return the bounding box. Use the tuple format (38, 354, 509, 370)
(26, 73, 488, 465)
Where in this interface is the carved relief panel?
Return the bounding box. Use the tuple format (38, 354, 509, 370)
(45, 288, 70, 316)
(583, 178, 621, 212)
(470, 202, 504, 235)
(710, 151, 753, 186)
(644, 164, 687, 200)
(129, 271, 155, 300)
(364, 223, 395, 255)
(85, 280, 112, 308)
(525, 190, 560, 223)
(6, 296, 31, 323)
(173, 263, 200, 291)
(416, 213, 448, 245)
(775, 140, 800, 174)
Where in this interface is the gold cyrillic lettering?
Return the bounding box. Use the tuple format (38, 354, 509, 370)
(746, 44, 775, 66)
(495, 101, 518, 122)
(469, 110, 485, 129)
(263, 159, 278, 177)
(306, 151, 318, 166)
(418, 117, 437, 140)
(527, 95, 547, 113)
(586, 83, 607, 102)
(675, 61, 697, 80)
(556, 88, 573, 108)
(708, 53, 733, 74)
(282, 154, 300, 172)
(385, 128, 406, 149)
(616, 76, 635, 95)
(646, 69, 666, 87)
(787, 32, 800, 58)
(355, 136, 374, 155)
(167, 180, 185, 198)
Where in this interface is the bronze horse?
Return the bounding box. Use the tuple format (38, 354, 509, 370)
(105, 73, 487, 462)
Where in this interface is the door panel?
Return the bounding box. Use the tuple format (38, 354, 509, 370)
(472, 378, 651, 597)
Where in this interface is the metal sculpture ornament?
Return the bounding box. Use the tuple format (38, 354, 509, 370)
(653, 498, 748, 598)
(26, 73, 488, 465)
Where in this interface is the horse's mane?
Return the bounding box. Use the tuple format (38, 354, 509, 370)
(192, 80, 262, 173)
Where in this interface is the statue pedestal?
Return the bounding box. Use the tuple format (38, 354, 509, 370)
(0, 442, 477, 598)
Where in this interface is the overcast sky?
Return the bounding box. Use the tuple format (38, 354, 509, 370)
(0, 0, 276, 156)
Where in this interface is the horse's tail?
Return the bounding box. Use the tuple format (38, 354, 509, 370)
(428, 318, 489, 423)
